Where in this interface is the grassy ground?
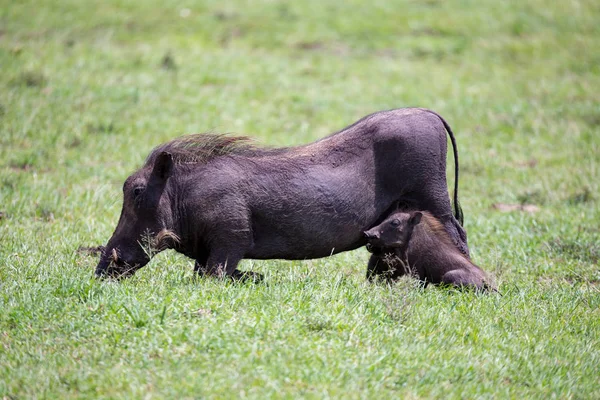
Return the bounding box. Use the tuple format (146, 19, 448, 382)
(1, 0, 599, 398)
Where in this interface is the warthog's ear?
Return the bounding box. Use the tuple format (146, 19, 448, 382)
(409, 212, 423, 226)
(152, 152, 173, 181)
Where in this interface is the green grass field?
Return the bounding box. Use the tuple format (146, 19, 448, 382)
(1, 0, 599, 398)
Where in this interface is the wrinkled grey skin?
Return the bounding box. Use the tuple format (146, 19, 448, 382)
(95, 108, 468, 279)
(364, 210, 495, 291)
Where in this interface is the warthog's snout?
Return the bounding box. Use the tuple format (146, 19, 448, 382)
(94, 247, 133, 278)
(363, 230, 379, 240)
(94, 255, 111, 277)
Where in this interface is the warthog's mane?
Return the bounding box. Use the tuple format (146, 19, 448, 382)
(419, 211, 463, 255)
(144, 134, 264, 166)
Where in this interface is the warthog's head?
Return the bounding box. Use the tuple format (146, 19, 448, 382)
(95, 152, 179, 278)
(363, 211, 422, 250)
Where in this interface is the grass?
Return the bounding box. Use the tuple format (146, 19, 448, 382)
(1, 0, 599, 398)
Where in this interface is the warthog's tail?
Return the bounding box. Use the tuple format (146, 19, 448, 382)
(420, 109, 464, 226)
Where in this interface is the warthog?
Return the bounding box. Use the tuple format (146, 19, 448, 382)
(95, 108, 468, 279)
(364, 210, 495, 291)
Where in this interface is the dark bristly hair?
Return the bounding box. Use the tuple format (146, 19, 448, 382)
(144, 134, 258, 167)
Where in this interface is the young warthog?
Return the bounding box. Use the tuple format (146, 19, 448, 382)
(364, 210, 495, 291)
(95, 108, 468, 279)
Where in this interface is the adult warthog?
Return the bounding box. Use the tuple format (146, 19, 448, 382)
(95, 108, 468, 279)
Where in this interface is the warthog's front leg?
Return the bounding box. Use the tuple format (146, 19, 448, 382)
(205, 247, 244, 278)
(204, 249, 263, 282)
(203, 230, 263, 282)
(193, 256, 208, 275)
(366, 252, 409, 283)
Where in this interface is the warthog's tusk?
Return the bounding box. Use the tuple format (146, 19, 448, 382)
(111, 248, 118, 263)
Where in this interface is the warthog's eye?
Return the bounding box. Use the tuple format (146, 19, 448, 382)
(390, 219, 400, 227)
(133, 187, 144, 198)
(133, 187, 145, 207)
